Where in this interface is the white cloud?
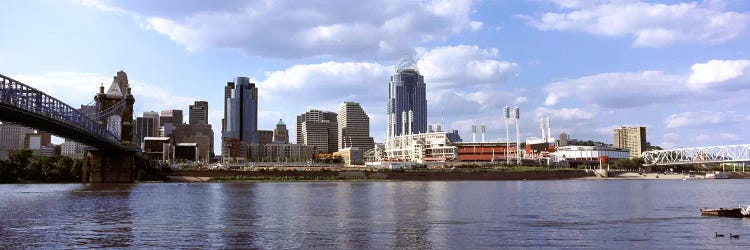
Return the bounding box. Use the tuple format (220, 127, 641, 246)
(416, 45, 518, 88)
(687, 59, 750, 89)
(595, 125, 620, 135)
(11, 71, 197, 117)
(693, 134, 711, 141)
(253, 45, 522, 141)
(523, 1, 750, 47)
(79, 0, 482, 58)
(261, 61, 391, 104)
(664, 111, 742, 129)
(658, 141, 676, 149)
(543, 59, 750, 108)
(535, 107, 595, 120)
(663, 132, 681, 141)
(470, 21, 483, 31)
(691, 132, 742, 143)
(543, 70, 687, 108)
(719, 133, 743, 141)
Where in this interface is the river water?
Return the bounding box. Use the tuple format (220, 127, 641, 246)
(1, 180, 749, 249)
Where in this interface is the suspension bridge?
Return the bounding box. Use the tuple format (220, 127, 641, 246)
(0, 71, 138, 182)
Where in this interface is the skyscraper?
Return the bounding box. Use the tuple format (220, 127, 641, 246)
(296, 110, 338, 153)
(387, 56, 427, 138)
(222, 81, 235, 133)
(135, 116, 158, 145)
(338, 102, 374, 152)
(223, 77, 259, 144)
(143, 111, 160, 136)
(614, 126, 647, 159)
(273, 119, 289, 144)
(189, 101, 208, 125)
(160, 109, 183, 126)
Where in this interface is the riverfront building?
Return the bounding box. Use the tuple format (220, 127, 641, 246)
(337, 102, 374, 152)
(387, 56, 427, 137)
(297, 110, 338, 153)
(61, 140, 86, 159)
(551, 145, 630, 166)
(614, 126, 646, 159)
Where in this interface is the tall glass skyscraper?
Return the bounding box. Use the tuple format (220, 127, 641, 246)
(224, 77, 259, 144)
(387, 56, 427, 137)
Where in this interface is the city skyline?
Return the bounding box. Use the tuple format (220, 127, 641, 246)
(2, 1, 750, 154)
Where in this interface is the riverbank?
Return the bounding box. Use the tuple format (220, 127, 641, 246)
(166, 168, 591, 182)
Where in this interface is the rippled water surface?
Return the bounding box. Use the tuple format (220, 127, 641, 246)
(2, 180, 750, 248)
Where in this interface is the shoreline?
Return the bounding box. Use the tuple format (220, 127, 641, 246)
(166, 169, 591, 182)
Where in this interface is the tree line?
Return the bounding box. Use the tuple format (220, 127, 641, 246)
(0, 150, 82, 183)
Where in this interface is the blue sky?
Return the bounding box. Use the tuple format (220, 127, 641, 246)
(2, 0, 750, 153)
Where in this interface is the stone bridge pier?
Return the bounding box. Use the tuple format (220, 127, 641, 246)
(82, 150, 136, 183)
(84, 70, 137, 183)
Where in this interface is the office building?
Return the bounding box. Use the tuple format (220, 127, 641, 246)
(387, 57, 427, 137)
(258, 130, 274, 145)
(224, 77, 259, 144)
(160, 109, 183, 126)
(189, 101, 209, 125)
(143, 137, 172, 162)
(25, 131, 51, 150)
(297, 110, 338, 153)
(222, 81, 235, 133)
(174, 143, 199, 162)
(273, 119, 289, 144)
(135, 116, 158, 146)
(337, 102, 374, 152)
(143, 111, 160, 136)
(0, 122, 33, 160)
(61, 140, 86, 159)
(301, 120, 335, 153)
(174, 123, 214, 162)
(614, 126, 647, 159)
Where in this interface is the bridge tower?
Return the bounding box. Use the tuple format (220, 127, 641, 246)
(82, 71, 137, 183)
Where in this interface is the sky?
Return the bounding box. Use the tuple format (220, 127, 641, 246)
(1, 0, 750, 153)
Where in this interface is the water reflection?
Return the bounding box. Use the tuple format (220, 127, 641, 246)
(2, 180, 750, 248)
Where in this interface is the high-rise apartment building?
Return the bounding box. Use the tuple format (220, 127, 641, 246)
(296, 110, 338, 153)
(614, 126, 647, 159)
(160, 109, 183, 126)
(224, 77, 259, 144)
(387, 57, 427, 138)
(189, 101, 209, 125)
(273, 119, 289, 144)
(338, 102, 374, 152)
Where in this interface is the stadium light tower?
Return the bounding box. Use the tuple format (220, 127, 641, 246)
(504, 105, 510, 165)
(514, 106, 520, 165)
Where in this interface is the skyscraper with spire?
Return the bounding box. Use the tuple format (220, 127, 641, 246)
(387, 56, 427, 138)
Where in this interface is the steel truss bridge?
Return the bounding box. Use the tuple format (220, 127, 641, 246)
(642, 144, 750, 166)
(0, 73, 125, 151)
